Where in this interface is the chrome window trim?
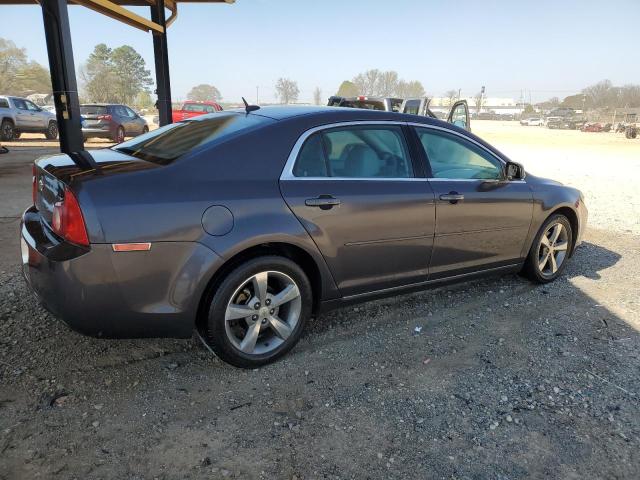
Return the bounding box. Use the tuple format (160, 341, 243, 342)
(280, 120, 527, 183)
(280, 121, 421, 181)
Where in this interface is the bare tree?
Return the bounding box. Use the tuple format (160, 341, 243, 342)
(583, 79, 613, 109)
(377, 71, 399, 97)
(444, 89, 459, 106)
(353, 69, 380, 95)
(275, 78, 299, 104)
(313, 86, 322, 105)
(396, 80, 425, 98)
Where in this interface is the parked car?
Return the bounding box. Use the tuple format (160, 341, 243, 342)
(21, 106, 587, 368)
(0, 95, 58, 141)
(329, 95, 471, 131)
(80, 104, 148, 143)
(172, 101, 223, 122)
(581, 122, 612, 132)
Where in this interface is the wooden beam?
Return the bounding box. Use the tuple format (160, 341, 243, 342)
(70, 0, 164, 32)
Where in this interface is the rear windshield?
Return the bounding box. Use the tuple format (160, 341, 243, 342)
(113, 112, 271, 164)
(81, 105, 108, 115)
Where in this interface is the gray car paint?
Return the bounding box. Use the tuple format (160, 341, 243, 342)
(20, 106, 587, 339)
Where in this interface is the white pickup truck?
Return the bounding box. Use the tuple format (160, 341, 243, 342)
(0, 95, 58, 141)
(327, 95, 471, 131)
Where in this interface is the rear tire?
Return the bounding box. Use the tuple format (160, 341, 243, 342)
(1, 120, 15, 141)
(45, 121, 58, 140)
(142, 125, 149, 134)
(203, 256, 312, 368)
(113, 126, 125, 143)
(523, 214, 573, 283)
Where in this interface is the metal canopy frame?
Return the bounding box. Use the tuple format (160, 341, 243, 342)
(0, 0, 234, 153)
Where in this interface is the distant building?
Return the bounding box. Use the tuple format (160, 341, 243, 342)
(429, 97, 523, 115)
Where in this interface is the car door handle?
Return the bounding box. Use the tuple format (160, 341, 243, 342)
(439, 192, 465, 204)
(305, 196, 341, 209)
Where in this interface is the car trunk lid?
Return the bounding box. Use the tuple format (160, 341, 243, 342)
(33, 149, 159, 228)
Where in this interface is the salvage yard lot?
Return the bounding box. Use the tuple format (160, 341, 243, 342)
(1, 121, 639, 479)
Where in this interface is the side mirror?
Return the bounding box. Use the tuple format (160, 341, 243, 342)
(505, 161, 525, 180)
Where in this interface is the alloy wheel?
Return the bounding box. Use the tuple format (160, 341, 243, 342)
(537, 222, 569, 277)
(224, 270, 302, 355)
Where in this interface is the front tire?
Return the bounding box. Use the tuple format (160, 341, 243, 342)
(203, 256, 312, 368)
(45, 121, 58, 140)
(523, 214, 573, 283)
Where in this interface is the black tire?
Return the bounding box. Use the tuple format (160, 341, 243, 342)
(113, 126, 125, 143)
(1, 120, 15, 141)
(142, 125, 149, 134)
(45, 121, 58, 140)
(203, 256, 312, 368)
(523, 214, 573, 283)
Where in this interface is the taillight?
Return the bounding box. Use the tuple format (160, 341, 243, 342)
(97, 114, 112, 121)
(32, 164, 37, 206)
(52, 187, 89, 246)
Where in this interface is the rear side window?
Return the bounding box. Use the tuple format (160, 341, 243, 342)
(292, 126, 413, 179)
(80, 105, 108, 115)
(113, 113, 272, 164)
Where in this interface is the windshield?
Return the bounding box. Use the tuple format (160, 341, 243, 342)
(81, 105, 108, 115)
(113, 113, 272, 164)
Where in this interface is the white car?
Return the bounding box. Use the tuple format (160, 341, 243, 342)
(526, 117, 544, 126)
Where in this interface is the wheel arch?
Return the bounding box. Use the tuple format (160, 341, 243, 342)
(195, 241, 324, 334)
(548, 205, 579, 256)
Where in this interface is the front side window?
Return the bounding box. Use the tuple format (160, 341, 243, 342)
(292, 125, 413, 179)
(450, 104, 468, 129)
(25, 100, 40, 112)
(416, 128, 502, 180)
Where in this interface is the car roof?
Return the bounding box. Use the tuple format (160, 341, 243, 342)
(233, 105, 446, 127)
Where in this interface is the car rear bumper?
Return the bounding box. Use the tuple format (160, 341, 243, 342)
(81, 127, 112, 138)
(20, 206, 223, 339)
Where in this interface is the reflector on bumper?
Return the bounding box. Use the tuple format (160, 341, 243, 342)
(112, 243, 152, 252)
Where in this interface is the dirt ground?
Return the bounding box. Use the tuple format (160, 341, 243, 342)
(0, 121, 639, 479)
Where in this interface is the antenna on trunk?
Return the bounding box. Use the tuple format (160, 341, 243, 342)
(242, 97, 260, 113)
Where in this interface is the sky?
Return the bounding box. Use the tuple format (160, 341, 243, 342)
(1, 0, 639, 104)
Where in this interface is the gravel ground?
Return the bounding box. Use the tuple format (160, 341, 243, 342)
(1, 122, 639, 479)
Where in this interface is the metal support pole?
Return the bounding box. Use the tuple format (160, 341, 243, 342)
(41, 0, 84, 154)
(150, 0, 172, 126)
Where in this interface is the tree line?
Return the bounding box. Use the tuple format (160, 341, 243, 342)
(0, 38, 51, 96)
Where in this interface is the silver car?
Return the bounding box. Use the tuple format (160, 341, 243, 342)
(0, 95, 58, 141)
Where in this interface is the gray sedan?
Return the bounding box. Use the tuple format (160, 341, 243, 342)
(21, 106, 587, 367)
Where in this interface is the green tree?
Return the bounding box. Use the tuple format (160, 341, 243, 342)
(187, 84, 222, 102)
(275, 78, 299, 104)
(336, 80, 358, 97)
(81, 44, 152, 105)
(0, 38, 51, 96)
(110, 46, 153, 105)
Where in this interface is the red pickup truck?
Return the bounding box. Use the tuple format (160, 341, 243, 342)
(171, 101, 222, 122)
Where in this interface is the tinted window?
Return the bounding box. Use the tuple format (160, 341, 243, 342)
(25, 100, 40, 111)
(416, 128, 502, 180)
(13, 98, 27, 110)
(0, 98, 9, 108)
(184, 103, 207, 112)
(293, 134, 328, 177)
(450, 104, 468, 129)
(80, 105, 107, 115)
(293, 126, 413, 179)
(113, 113, 271, 164)
(403, 99, 421, 115)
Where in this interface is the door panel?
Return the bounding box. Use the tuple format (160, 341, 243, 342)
(447, 100, 471, 131)
(280, 123, 436, 296)
(429, 179, 532, 277)
(414, 126, 532, 277)
(281, 179, 435, 295)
